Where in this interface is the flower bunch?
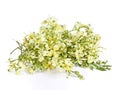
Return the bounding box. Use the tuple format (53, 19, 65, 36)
(8, 17, 111, 79)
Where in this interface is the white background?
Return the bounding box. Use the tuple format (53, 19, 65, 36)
(0, 0, 120, 90)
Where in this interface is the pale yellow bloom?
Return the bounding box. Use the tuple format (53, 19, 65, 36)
(53, 44, 60, 50)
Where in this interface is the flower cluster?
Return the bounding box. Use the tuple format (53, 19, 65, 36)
(8, 17, 111, 79)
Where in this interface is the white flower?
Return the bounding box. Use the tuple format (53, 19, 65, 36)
(40, 34, 46, 42)
(75, 50, 80, 59)
(45, 44, 50, 50)
(53, 44, 60, 50)
(51, 57, 57, 67)
(38, 56, 44, 62)
(42, 51, 49, 56)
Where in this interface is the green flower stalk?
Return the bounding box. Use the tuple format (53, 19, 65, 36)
(8, 17, 111, 79)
